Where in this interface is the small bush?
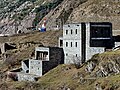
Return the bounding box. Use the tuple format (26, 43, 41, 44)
(72, 56, 81, 69)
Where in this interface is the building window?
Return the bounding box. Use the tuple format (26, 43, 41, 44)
(68, 25, 70, 27)
(60, 40, 63, 47)
(38, 68, 39, 70)
(66, 30, 68, 35)
(76, 54, 77, 57)
(66, 53, 68, 56)
(75, 42, 77, 47)
(66, 42, 68, 47)
(76, 29, 77, 34)
(71, 42, 72, 47)
(71, 29, 73, 34)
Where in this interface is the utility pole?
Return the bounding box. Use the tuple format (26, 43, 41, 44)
(15, 20, 18, 34)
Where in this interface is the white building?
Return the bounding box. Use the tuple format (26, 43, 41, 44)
(59, 22, 114, 64)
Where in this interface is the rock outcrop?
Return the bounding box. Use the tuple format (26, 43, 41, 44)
(86, 54, 120, 77)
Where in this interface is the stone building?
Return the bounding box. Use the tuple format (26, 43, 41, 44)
(59, 22, 114, 64)
(8, 47, 64, 81)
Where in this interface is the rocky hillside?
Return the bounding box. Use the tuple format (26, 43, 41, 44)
(0, 30, 62, 82)
(67, 0, 120, 30)
(0, 30, 120, 90)
(0, 0, 120, 35)
(0, 0, 64, 34)
(1, 49, 120, 90)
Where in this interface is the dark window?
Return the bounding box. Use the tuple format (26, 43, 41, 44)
(90, 39, 114, 48)
(75, 29, 77, 34)
(0, 49, 1, 54)
(76, 54, 77, 57)
(66, 42, 68, 47)
(90, 23, 113, 48)
(36, 51, 48, 60)
(90, 27, 111, 38)
(71, 29, 73, 34)
(75, 42, 77, 47)
(60, 40, 63, 47)
(66, 30, 68, 35)
(71, 42, 72, 47)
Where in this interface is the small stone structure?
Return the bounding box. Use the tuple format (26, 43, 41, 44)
(59, 22, 114, 64)
(8, 47, 64, 81)
(0, 43, 16, 54)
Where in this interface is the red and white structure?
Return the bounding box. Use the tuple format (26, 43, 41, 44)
(39, 18, 47, 32)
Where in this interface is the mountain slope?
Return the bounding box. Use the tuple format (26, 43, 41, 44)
(67, 0, 120, 30)
(0, 0, 64, 34)
(0, 28, 119, 90)
(1, 50, 120, 90)
(0, 0, 120, 35)
(39, 0, 120, 31)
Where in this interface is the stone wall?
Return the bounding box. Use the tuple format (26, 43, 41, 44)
(63, 24, 82, 64)
(17, 72, 39, 81)
(29, 59, 42, 76)
(21, 60, 29, 73)
(8, 46, 64, 81)
(42, 47, 64, 75)
(86, 47, 105, 60)
(62, 22, 112, 64)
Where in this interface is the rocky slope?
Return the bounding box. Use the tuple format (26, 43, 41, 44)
(44, 0, 120, 30)
(1, 49, 120, 90)
(0, 0, 120, 35)
(0, 30, 120, 90)
(0, 0, 64, 35)
(0, 30, 62, 83)
(67, 0, 120, 30)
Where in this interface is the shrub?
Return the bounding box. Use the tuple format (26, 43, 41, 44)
(72, 56, 82, 69)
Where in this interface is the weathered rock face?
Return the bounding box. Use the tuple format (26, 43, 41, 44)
(86, 54, 120, 77)
(1, 0, 120, 35)
(40, 0, 120, 31)
(0, 0, 35, 35)
(0, 13, 36, 35)
(67, 0, 120, 30)
(37, 0, 88, 30)
(0, 0, 66, 35)
(85, 60, 97, 73)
